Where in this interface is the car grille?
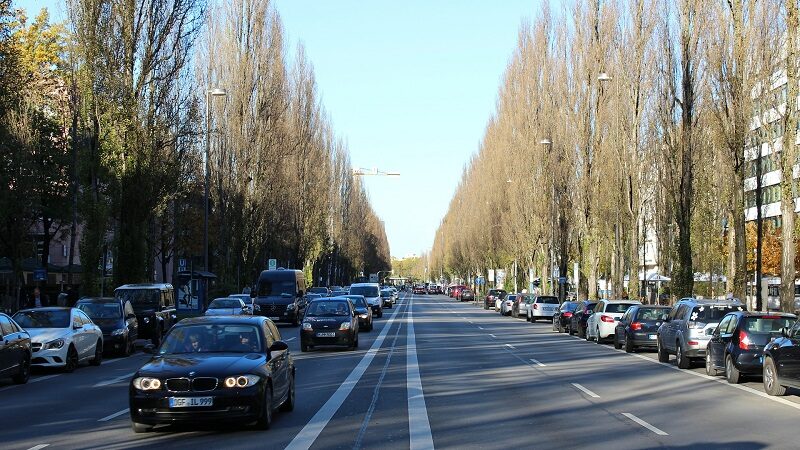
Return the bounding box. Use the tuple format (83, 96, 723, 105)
(165, 377, 219, 392)
(258, 303, 287, 315)
(31, 343, 42, 352)
(192, 377, 218, 392)
(165, 378, 191, 392)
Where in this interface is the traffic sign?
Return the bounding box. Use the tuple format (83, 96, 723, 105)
(268, 258, 277, 270)
(33, 269, 47, 281)
(178, 258, 187, 271)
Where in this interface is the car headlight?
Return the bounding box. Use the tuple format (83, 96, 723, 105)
(223, 374, 260, 388)
(143, 317, 150, 324)
(133, 377, 162, 390)
(339, 322, 351, 330)
(111, 328, 127, 336)
(44, 338, 65, 350)
(302, 322, 313, 331)
(359, 314, 368, 319)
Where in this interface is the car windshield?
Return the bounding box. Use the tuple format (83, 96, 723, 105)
(561, 302, 578, 312)
(160, 324, 262, 354)
(13, 310, 70, 328)
(538, 296, 559, 304)
(691, 305, 743, 322)
(208, 299, 240, 309)
(350, 286, 379, 298)
(742, 317, 795, 334)
(380, 291, 392, 298)
(257, 280, 295, 296)
(77, 302, 122, 319)
(116, 289, 159, 308)
(346, 296, 368, 308)
(306, 301, 351, 317)
(605, 303, 635, 313)
(637, 308, 668, 321)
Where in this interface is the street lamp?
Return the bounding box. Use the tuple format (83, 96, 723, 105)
(204, 87, 227, 271)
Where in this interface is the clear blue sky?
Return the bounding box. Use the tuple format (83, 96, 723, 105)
(17, 0, 544, 259)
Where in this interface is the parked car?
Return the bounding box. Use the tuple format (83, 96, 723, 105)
(0, 313, 31, 384)
(706, 311, 795, 384)
(204, 298, 252, 316)
(552, 301, 579, 333)
(500, 294, 517, 316)
(511, 294, 529, 318)
(229, 293, 260, 314)
(300, 298, 359, 352)
(527, 295, 560, 323)
(657, 298, 744, 369)
(569, 301, 598, 337)
(586, 300, 640, 343)
(115, 283, 177, 346)
(254, 269, 307, 326)
(763, 318, 800, 395)
(342, 295, 373, 331)
(13, 307, 103, 372)
(484, 289, 507, 310)
(459, 289, 476, 302)
(129, 315, 294, 432)
(351, 283, 382, 318)
(76, 296, 139, 356)
(613, 305, 671, 352)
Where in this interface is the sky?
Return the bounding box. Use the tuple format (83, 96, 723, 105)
(17, 0, 543, 259)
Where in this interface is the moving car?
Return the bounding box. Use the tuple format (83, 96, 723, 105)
(380, 289, 394, 308)
(300, 298, 359, 352)
(527, 295, 560, 322)
(308, 287, 330, 297)
(763, 318, 800, 395)
(129, 316, 294, 432)
(0, 313, 31, 384)
(552, 301, 579, 333)
(342, 295, 373, 331)
(229, 294, 260, 314)
(413, 285, 426, 295)
(350, 283, 382, 318)
(76, 297, 139, 356)
(586, 300, 639, 343)
(459, 289, 475, 302)
(115, 283, 177, 346)
(613, 305, 671, 352)
(705, 311, 795, 383)
(484, 289, 507, 310)
(657, 298, 744, 369)
(254, 269, 307, 326)
(569, 301, 597, 337)
(13, 307, 103, 372)
(205, 298, 252, 316)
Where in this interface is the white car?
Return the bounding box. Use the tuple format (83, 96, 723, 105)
(350, 282, 383, 318)
(527, 295, 560, 322)
(204, 297, 252, 316)
(500, 294, 516, 316)
(586, 300, 640, 343)
(495, 296, 504, 310)
(12, 307, 103, 372)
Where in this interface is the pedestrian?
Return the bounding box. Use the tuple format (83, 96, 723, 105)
(66, 286, 78, 306)
(29, 287, 49, 308)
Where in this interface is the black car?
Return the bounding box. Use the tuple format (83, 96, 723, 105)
(342, 295, 373, 332)
(569, 301, 598, 338)
(129, 316, 294, 432)
(0, 313, 31, 384)
(76, 297, 139, 356)
(300, 298, 359, 352)
(613, 305, 671, 352)
(255, 269, 307, 326)
(706, 311, 796, 384)
(552, 301, 579, 333)
(763, 317, 800, 395)
(459, 289, 475, 302)
(484, 289, 507, 309)
(380, 290, 394, 309)
(115, 284, 177, 346)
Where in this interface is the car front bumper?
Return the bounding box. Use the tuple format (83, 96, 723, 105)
(130, 385, 264, 426)
(103, 333, 128, 352)
(30, 344, 69, 367)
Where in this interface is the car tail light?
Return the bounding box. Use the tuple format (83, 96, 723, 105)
(563, 312, 573, 317)
(739, 330, 753, 350)
(688, 341, 699, 346)
(630, 322, 642, 331)
(533, 304, 539, 310)
(600, 315, 615, 323)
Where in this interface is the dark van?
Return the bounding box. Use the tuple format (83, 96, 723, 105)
(255, 269, 307, 326)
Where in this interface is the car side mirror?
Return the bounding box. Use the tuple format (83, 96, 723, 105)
(269, 341, 289, 352)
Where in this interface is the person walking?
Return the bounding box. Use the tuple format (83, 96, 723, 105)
(29, 287, 49, 308)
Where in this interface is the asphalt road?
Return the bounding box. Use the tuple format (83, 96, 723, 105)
(2, 292, 800, 449)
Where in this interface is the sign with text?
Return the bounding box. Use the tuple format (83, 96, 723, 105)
(268, 259, 277, 271)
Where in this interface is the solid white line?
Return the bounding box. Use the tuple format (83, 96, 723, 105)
(622, 412, 668, 436)
(285, 337, 296, 342)
(530, 358, 546, 367)
(93, 372, 135, 388)
(26, 445, 49, 450)
(406, 297, 435, 450)
(285, 301, 405, 450)
(571, 383, 600, 398)
(98, 408, 129, 422)
(504, 343, 516, 350)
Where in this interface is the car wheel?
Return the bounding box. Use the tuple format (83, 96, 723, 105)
(764, 357, 787, 396)
(725, 354, 741, 384)
(624, 335, 634, 353)
(131, 421, 152, 433)
(91, 340, 103, 366)
(12, 353, 30, 384)
(706, 353, 719, 376)
(255, 384, 273, 430)
(280, 372, 295, 412)
(64, 345, 79, 373)
(676, 343, 691, 369)
(585, 328, 592, 341)
(657, 339, 669, 363)
(552, 318, 558, 331)
(613, 334, 622, 349)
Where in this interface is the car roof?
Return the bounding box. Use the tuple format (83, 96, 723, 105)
(115, 283, 173, 290)
(177, 316, 266, 326)
(351, 283, 379, 287)
(601, 299, 641, 304)
(76, 297, 117, 303)
(729, 311, 796, 318)
(17, 307, 75, 313)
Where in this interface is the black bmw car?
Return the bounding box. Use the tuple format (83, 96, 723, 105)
(300, 297, 359, 352)
(129, 316, 294, 432)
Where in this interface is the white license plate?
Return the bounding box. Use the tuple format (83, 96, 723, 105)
(648, 334, 657, 340)
(269, 317, 280, 321)
(169, 397, 213, 408)
(316, 332, 336, 337)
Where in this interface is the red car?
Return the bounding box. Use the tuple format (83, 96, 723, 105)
(413, 285, 426, 295)
(450, 285, 466, 298)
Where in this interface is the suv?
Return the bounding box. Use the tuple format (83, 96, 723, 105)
(114, 284, 176, 346)
(484, 289, 507, 310)
(350, 283, 383, 318)
(657, 298, 745, 369)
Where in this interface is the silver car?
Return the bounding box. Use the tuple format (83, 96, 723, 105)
(527, 295, 560, 322)
(204, 298, 251, 316)
(657, 298, 745, 369)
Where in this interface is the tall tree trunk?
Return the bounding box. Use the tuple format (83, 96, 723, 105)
(781, 0, 799, 313)
(729, 0, 748, 303)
